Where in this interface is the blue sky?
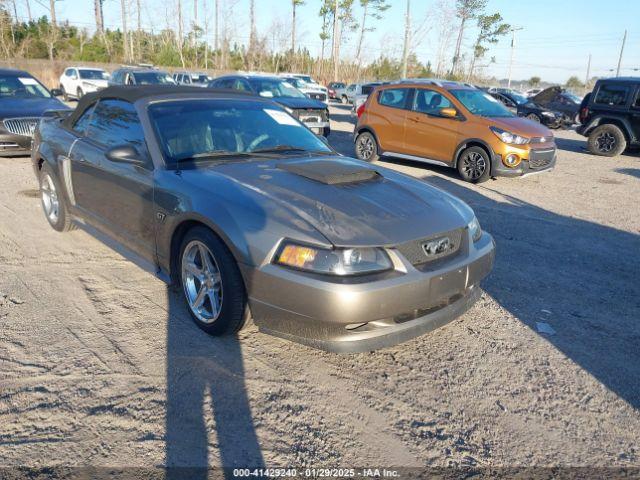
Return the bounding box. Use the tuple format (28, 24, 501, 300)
(19, 0, 639, 83)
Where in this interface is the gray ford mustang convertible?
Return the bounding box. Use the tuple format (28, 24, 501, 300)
(32, 86, 495, 353)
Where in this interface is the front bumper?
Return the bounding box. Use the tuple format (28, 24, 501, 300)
(0, 133, 32, 157)
(243, 231, 495, 353)
(303, 121, 330, 136)
(491, 145, 557, 178)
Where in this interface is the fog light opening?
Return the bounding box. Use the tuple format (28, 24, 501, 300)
(503, 154, 521, 168)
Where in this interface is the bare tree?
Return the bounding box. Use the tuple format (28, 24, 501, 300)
(433, 0, 456, 77)
(94, 0, 104, 33)
(120, 0, 129, 62)
(177, 0, 185, 67)
(451, 0, 486, 76)
(48, 0, 56, 26)
(291, 0, 304, 53)
(401, 0, 410, 77)
(331, 0, 339, 81)
(355, 0, 389, 65)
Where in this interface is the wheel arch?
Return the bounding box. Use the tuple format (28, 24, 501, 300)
(586, 116, 635, 142)
(453, 139, 495, 168)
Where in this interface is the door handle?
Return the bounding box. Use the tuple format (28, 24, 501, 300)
(408, 116, 420, 122)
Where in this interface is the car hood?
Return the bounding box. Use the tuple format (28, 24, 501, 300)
(531, 86, 561, 104)
(183, 156, 473, 247)
(80, 79, 109, 87)
(0, 97, 69, 117)
(273, 97, 327, 110)
(489, 115, 552, 137)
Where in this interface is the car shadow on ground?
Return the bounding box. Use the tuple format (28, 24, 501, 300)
(615, 168, 640, 179)
(554, 136, 588, 154)
(165, 286, 264, 478)
(420, 175, 640, 410)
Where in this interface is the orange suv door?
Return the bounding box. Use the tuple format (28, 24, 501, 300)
(369, 87, 413, 152)
(403, 88, 461, 164)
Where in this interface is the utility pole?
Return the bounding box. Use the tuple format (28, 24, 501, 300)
(584, 53, 591, 92)
(401, 0, 410, 78)
(507, 26, 523, 89)
(332, 0, 339, 82)
(120, 0, 128, 63)
(616, 29, 626, 77)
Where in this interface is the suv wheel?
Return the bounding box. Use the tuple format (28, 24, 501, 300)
(76, 87, 84, 100)
(354, 131, 379, 162)
(526, 113, 541, 123)
(457, 146, 491, 183)
(179, 226, 248, 335)
(60, 85, 68, 102)
(39, 164, 75, 232)
(588, 124, 626, 157)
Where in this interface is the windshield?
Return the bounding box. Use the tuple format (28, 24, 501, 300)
(509, 92, 529, 105)
(0, 75, 51, 99)
(451, 89, 514, 118)
(148, 99, 332, 166)
(297, 75, 314, 84)
(361, 84, 380, 95)
(79, 69, 109, 80)
(248, 79, 306, 98)
(191, 74, 210, 84)
(133, 72, 176, 85)
(564, 93, 581, 104)
(285, 78, 307, 89)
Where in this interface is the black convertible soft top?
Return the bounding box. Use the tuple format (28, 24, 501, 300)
(64, 85, 256, 128)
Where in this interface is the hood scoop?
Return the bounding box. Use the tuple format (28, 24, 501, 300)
(279, 159, 381, 185)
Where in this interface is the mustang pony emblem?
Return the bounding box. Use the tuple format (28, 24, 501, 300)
(423, 236, 453, 256)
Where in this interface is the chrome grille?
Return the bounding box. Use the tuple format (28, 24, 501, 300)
(3, 117, 40, 137)
(308, 92, 327, 102)
(296, 108, 327, 123)
(530, 136, 553, 144)
(529, 148, 555, 169)
(396, 228, 464, 266)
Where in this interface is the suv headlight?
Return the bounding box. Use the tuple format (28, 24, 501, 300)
(274, 241, 392, 275)
(541, 111, 555, 117)
(468, 217, 482, 242)
(490, 126, 529, 145)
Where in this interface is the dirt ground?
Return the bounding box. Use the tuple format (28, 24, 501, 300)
(0, 103, 639, 472)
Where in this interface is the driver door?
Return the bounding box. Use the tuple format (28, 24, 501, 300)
(403, 88, 461, 164)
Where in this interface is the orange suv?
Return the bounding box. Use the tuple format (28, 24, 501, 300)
(354, 80, 557, 183)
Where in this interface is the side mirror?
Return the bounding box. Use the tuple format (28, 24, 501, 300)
(105, 144, 146, 166)
(439, 107, 458, 118)
(50, 88, 62, 97)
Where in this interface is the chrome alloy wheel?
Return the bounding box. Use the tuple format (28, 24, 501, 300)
(181, 240, 223, 323)
(596, 132, 616, 152)
(356, 135, 375, 160)
(40, 172, 59, 224)
(462, 152, 487, 180)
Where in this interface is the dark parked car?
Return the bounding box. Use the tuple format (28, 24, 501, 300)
(32, 86, 494, 353)
(530, 86, 581, 124)
(109, 67, 176, 86)
(489, 90, 565, 128)
(577, 77, 640, 156)
(208, 75, 330, 136)
(0, 68, 67, 156)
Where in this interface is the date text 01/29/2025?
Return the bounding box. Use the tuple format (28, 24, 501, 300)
(232, 468, 400, 478)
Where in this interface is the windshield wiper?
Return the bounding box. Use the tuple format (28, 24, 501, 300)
(250, 145, 309, 154)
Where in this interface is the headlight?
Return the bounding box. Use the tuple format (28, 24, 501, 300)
(490, 126, 529, 145)
(468, 217, 482, 242)
(541, 111, 555, 117)
(274, 241, 392, 276)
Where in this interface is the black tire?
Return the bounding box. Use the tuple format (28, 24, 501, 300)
(526, 113, 541, 123)
(457, 146, 491, 183)
(178, 226, 248, 336)
(60, 85, 68, 102)
(354, 131, 379, 162)
(322, 126, 331, 137)
(39, 163, 75, 232)
(76, 87, 84, 100)
(341, 95, 348, 104)
(588, 124, 627, 157)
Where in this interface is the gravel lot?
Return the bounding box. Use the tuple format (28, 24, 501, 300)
(0, 103, 639, 471)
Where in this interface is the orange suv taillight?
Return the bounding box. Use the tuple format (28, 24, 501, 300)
(356, 103, 366, 118)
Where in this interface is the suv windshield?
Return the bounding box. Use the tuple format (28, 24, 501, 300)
(248, 78, 306, 99)
(190, 74, 209, 84)
(451, 89, 514, 118)
(79, 69, 109, 80)
(0, 75, 51, 99)
(132, 71, 175, 85)
(508, 92, 529, 105)
(149, 99, 331, 166)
